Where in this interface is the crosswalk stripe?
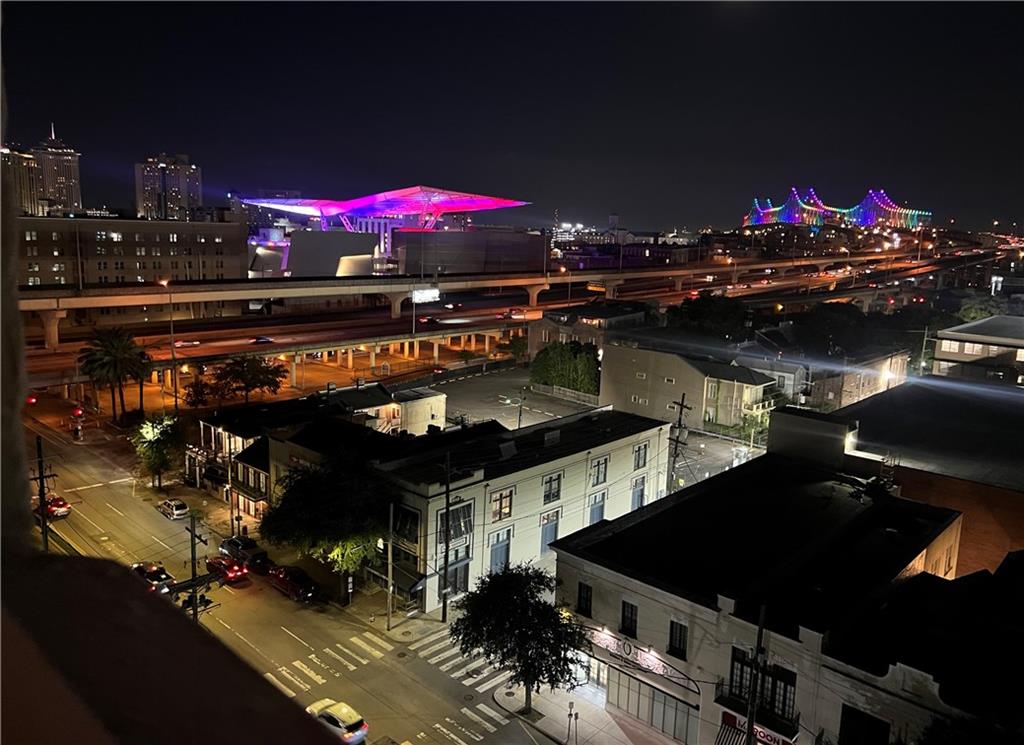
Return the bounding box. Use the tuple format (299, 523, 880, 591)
(409, 628, 450, 650)
(324, 646, 356, 671)
(451, 658, 486, 679)
(463, 665, 495, 686)
(428, 646, 463, 665)
(419, 639, 453, 657)
(475, 703, 510, 725)
(349, 636, 384, 659)
(475, 669, 513, 692)
(263, 672, 295, 698)
(336, 643, 369, 665)
(363, 631, 395, 651)
(432, 723, 470, 745)
(444, 716, 483, 742)
(439, 654, 468, 672)
(293, 660, 327, 685)
(461, 707, 496, 733)
(277, 666, 311, 692)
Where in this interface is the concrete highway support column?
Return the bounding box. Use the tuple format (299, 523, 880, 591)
(335, 348, 344, 366)
(385, 292, 408, 320)
(469, 334, 477, 351)
(347, 349, 354, 368)
(673, 276, 686, 292)
(163, 369, 172, 389)
(432, 341, 440, 363)
(290, 355, 298, 388)
(484, 335, 491, 355)
(369, 346, 377, 368)
(40, 309, 67, 349)
(413, 340, 420, 359)
(525, 283, 549, 307)
(604, 280, 625, 299)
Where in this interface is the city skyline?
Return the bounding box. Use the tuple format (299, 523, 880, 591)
(2, 3, 1020, 231)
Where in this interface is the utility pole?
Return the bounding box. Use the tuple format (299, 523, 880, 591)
(667, 395, 692, 490)
(185, 512, 208, 624)
(919, 324, 929, 376)
(386, 501, 394, 632)
(35, 435, 50, 553)
(517, 388, 526, 429)
(744, 605, 767, 745)
(441, 451, 452, 623)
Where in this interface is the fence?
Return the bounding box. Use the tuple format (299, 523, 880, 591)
(529, 383, 600, 407)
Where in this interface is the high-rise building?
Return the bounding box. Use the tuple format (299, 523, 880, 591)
(135, 153, 202, 220)
(1, 145, 43, 216)
(31, 125, 82, 213)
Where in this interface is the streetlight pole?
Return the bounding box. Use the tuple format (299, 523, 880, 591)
(560, 266, 572, 304)
(160, 279, 179, 413)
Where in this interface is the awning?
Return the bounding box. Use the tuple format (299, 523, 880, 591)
(715, 724, 747, 745)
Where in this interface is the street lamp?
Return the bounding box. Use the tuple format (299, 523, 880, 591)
(158, 279, 179, 413)
(560, 265, 572, 304)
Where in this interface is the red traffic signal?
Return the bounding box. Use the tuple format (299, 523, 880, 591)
(26, 395, 38, 405)
(72, 407, 85, 418)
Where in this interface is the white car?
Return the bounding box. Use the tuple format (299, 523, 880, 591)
(173, 340, 201, 348)
(156, 498, 189, 520)
(305, 699, 368, 743)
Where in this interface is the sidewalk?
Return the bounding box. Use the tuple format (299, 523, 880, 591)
(493, 684, 680, 745)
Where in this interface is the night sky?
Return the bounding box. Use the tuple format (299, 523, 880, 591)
(3, 3, 1021, 230)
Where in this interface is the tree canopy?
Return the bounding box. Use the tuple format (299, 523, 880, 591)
(666, 295, 748, 341)
(260, 452, 396, 576)
(957, 292, 1008, 322)
(78, 327, 149, 423)
(792, 302, 867, 356)
(449, 564, 586, 713)
(131, 415, 183, 488)
(214, 357, 288, 404)
(530, 341, 599, 394)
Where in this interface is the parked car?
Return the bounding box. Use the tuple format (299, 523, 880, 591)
(268, 565, 318, 602)
(206, 555, 248, 583)
(30, 494, 72, 519)
(173, 340, 201, 348)
(244, 549, 273, 575)
(305, 699, 369, 743)
(249, 336, 274, 344)
(219, 535, 259, 561)
(156, 498, 189, 520)
(131, 562, 176, 594)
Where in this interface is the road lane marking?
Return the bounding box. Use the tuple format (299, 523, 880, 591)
(105, 502, 125, 517)
(276, 666, 311, 692)
(263, 673, 295, 698)
(475, 703, 509, 726)
(432, 723, 470, 745)
(234, 632, 273, 663)
(409, 628, 449, 650)
(348, 636, 383, 658)
(150, 535, 171, 550)
(222, 585, 236, 595)
(518, 719, 541, 745)
(428, 647, 462, 665)
(324, 647, 357, 671)
(108, 477, 134, 484)
(419, 639, 452, 657)
(280, 626, 312, 648)
(72, 510, 105, 532)
(292, 660, 327, 685)
(475, 670, 513, 692)
(444, 717, 483, 742)
(214, 616, 232, 631)
(460, 708, 496, 734)
(335, 643, 368, 665)
(363, 631, 394, 651)
(65, 483, 103, 492)
(307, 653, 341, 679)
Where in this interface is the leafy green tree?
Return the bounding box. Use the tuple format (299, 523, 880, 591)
(449, 564, 586, 714)
(507, 335, 528, 363)
(260, 454, 396, 593)
(530, 342, 599, 393)
(792, 303, 866, 356)
(957, 292, 1007, 322)
(78, 327, 149, 424)
(183, 376, 233, 409)
(131, 415, 182, 489)
(214, 356, 288, 404)
(666, 295, 748, 341)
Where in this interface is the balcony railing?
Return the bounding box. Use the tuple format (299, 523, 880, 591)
(714, 678, 800, 741)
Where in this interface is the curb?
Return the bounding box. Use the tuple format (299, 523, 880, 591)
(491, 687, 564, 745)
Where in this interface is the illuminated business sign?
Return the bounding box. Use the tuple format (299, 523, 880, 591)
(412, 288, 440, 304)
(586, 628, 699, 694)
(720, 709, 796, 745)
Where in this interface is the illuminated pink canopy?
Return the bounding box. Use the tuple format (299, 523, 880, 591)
(242, 185, 528, 219)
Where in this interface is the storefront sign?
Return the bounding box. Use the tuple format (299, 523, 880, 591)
(721, 710, 795, 745)
(587, 628, 698, 694)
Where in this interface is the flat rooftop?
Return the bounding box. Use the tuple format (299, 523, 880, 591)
(937, 314, 1024, 344)
(841, 376, 1024, 490)
(553, 454, 960, 638)
(543, 301, 649, 321)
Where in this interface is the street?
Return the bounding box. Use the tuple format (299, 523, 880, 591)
(24, 417, 539, 745)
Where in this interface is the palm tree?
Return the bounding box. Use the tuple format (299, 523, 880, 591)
(78, 327, 148, 424)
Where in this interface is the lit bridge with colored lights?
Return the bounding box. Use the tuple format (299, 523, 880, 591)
(743, 188, 932, 230)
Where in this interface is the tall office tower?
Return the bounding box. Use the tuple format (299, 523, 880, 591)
(134, 153, 203, 220)
(31, 125, 83, 213)
(1, 145, 43, 215)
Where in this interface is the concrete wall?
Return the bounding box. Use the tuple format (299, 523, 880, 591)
(600, 344, 707, 424)
(393, 229, 548, 275)
(398, 394, 446, 436)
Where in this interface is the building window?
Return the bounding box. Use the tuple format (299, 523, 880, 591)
(51, 232, 61, 241)
(939, 339, 959, 353)
(136, 247, 146, 256)
(542, 472, 562, 504)
(620, 600, 638, 638)
(26, 246, 38, 257)
(576, 581, 592, 617)
(437, 502, 473, 546)
(963, 342, 983, 355)
(727, 648, 797, 723)
(438, 546, 471, 601)
(488, 528, 511, 573)
(214, 235, 223, 243)
(53, 247, 64, 256)
(635, 372, 647, 380)
(588, 491, 606, 525)
(540, 509, 559, 555)
(27, 277, 40, 286)
(666, 403, 677, 411)
(95, 246, 106, 256)
(27, 262, 39, 272)
(631, 475, 646, 510)
(25, 230, 38, 241)
(542, 329, 550, 343)
(168, 233, 178, 243)
(590, 455, 609, 487)
(987, 345, 1001, 356)
(708, 381, 719, 399)
(110, 232, 123, 242)
(197, 234, 206, 243)
(633, 442, 648, 470)
(151, 246, 161, 256)
(95, 231, 106, 241)
(664, 377, 675, 384)
(51, 263, 65, 272)
(490, 488, 513, 522)
(668, 620, 687, 660)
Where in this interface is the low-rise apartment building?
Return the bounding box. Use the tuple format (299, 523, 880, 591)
(550, 409, 989, 745)
(528, 301, 651, 359)
(804, 347, 909, 412)
(932, 315, 1024, 386)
